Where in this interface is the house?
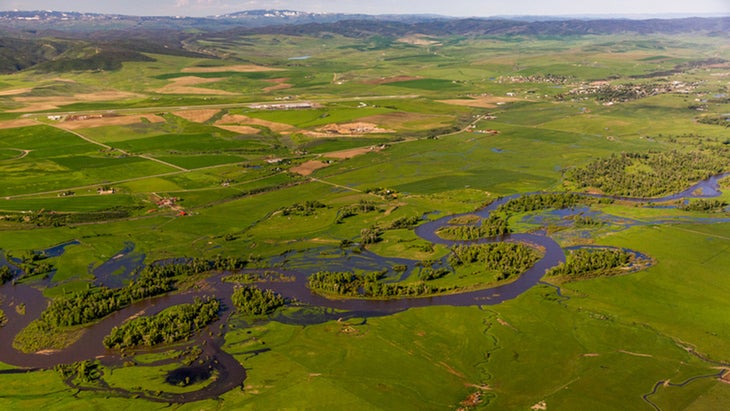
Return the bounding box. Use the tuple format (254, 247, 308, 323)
(97, 187, 115, 195)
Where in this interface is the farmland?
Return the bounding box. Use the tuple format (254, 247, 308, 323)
(0, 14, 729, 410)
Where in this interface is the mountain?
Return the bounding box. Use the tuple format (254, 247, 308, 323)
(1, 10, 728, 74)
(0, 10, 448, 32)
(216, 9, 446, 23)
(215, 16, 730, 38)
(1, 9, 727, 36)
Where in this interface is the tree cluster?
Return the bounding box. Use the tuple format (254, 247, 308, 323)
(546, 248, 633, 278)
(41, 276, 175, 328)
(41, 257, 246, 328)
(54, 360, 101, 384)
(436, 215, 510, 240)
(2, 208, 135, 227)
(573, 215, 602, 227)
(222, 270, 294, 283)
(680, 199, 728, 212)
(497, 193, 595, 214)
(365, 187, 398, 199)
(0, 266, 13, 284)
(103, 297, 220, 349)
(360, 226, 384, 244)
(565, 150, 728, 197)
(307, 270, 453, 298)
(9, 251, 55, 279)
(231, 285, 286, 316)
(418, 266, 450, 281)
(145, 256, 247, 277)
(387, 215, 422, 230)
(697, 115, 730, 128)
(449, 243, 540, 281)
(335, 200, 377, 223)
(280, 200, 327, 216)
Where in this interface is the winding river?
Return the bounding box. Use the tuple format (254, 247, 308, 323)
(0, 172, 727, 402)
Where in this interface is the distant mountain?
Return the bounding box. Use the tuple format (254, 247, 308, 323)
(0, 9, 448, 32)
(0, 37, 71, 73)
(217, 16, 730, 38)
(2, 10, 726, 37)
(0, 36, 205, 74)
(216, 9, 445, 23)
(1, 10, 728, 74)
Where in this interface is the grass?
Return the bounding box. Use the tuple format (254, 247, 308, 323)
(0, 30, 729, 409)
(221, 307, 488, 409)
(0, 125, 179, 196)
(243, 105, 394, 128)
(566, 223, 730, 361)
(103, 362, 217, 395)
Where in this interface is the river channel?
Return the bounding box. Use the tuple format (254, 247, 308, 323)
(0, 172, 726, 402)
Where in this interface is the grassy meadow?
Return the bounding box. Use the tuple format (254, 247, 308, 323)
(0, 29, 729, 410)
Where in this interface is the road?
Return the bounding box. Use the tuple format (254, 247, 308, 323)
(47, 123, 189, 172)
(2, 93, 480, 201)
(19, 94, 421, 119)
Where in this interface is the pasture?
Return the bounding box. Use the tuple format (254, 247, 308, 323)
(0, 29, 729, 410)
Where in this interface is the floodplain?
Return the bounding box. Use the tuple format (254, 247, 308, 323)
(0, 23, 729, 410)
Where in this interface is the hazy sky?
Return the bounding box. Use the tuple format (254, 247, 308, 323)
(3, 0, 730, 17)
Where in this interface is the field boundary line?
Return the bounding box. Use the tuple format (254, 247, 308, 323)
(138, 154, 188, 172)
(309, 177, 362, 193)
(49, 123, 188, 172)
(49, 123, 112, 150)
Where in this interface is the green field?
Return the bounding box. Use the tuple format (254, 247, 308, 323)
(0, 20, 729, 411)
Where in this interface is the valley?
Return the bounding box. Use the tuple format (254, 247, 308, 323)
(0, 13, 729, 410)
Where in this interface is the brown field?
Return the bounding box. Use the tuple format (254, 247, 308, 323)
(323, 145, 383, 160)
(9, 91, 141, 113)
(308, 122, 395, 137)
(173, 109, 221, 123)
(0, 88, 32, 96)
(290, 160, 330, 176)
(263, 78, 293, 92)
(216, 114, 297, 133)
(216, 125, 261, 135)
(182, 64, 283, 73)
(58, 114, 165, 130)
(155, 77, 237, 95)
(397, 35, 441, 46)
(438, 95, 523, 108)
(0, 119, 39, 129)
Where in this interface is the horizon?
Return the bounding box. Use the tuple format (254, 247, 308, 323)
(2, 0, 730, 19)
(3, 9, 730, 20)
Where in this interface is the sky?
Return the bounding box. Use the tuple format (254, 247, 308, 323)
(3, 0, 730, 18)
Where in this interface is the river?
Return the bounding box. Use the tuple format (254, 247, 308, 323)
(0, 171, 726, 402)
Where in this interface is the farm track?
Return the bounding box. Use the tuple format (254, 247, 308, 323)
(49, 124, 189, 172)
(4, 105, 419, 200)
(48, 124, 111, 150)
(4, 94, 474, 201)
(0, 148, 31, 161)
(309, 177, 362, 193)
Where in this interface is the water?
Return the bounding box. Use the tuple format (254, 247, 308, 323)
(0, 171, 727, 401)
(92, 242, 145, 288)
(41, 240, 80, 258)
